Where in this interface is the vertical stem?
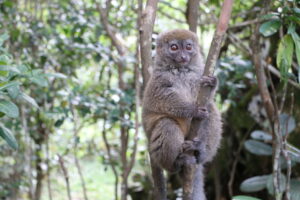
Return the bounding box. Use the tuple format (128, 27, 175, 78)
(70, 105, 89, 200)
(20, 105, 33, 199)
(58, 155, 72, 200)
(139, 0, 159, 88)
(46, 139, 53, 200)
(102, 119, 119, 200)
(186, 0, 200, 33)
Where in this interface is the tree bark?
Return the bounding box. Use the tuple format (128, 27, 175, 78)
(139, 0, 159, 91)
(183, 0, 234, 199)
(250, 1, 283, 199)
(186, 0, 200, 33)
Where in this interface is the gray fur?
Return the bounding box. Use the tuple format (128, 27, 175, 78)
(142, 29, 222, 200)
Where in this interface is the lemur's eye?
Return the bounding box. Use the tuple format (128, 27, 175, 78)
(170, 44, 178, 51)
(186, 44, 192, 50)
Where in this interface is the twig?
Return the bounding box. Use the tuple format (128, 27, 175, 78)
(123, 0, 142, 181)
(160, 1, 185, 14)
(265, 63, 300, 90)
(229, 19, 262, 29)
(228, 125, 254, 197)
(20, 105, 33, 199)
(70, 104, 89, 200)
(46, 139, 53, 200)
(227, 32, 300, 90)
(282, 91, 294, 200)
(58, 155, 72, 200)
(102, 119, 119, 200)
(158, 9, 185, 23)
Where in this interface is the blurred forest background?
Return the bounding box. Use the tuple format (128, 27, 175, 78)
(0, 0, 300, 200)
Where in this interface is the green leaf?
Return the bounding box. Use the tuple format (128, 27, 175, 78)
(289, 151, 300, 163)
(45, 72, 67, 79)
(259, 20, 281, 37)
(279, 114, 296, 135)
(240, 175, 269, 192)
(250, 130, 272, 141)
(292, 8, 300, 15)
(290, 179, 300, 200)
(20, 93, 39, 108)
(290, 31, 300, 83)
(260, 13, 280, 20)
(232, 196, 262, 200)
(244, 140, 272, 156)
(0, 33, 9, 46)
(0, 65, 20, 73)
(54, 117, 65, 127)
(7, 84, 20, 99)
(276, 34, 294, 81)
(0, 100, 19, 118)
(266, 174, 286, 195)
(0, 124, 18, 150)
(0, 81, 20, 91)
(30, 76, 48, 87)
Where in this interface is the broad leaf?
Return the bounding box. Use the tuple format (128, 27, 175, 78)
(290, 30, 300, 83)
(276, 34, 294, 81)
(290, 179, 300, 200)
(266, 174, 286, 195)
(232, 196, 261, 200)
(0, 65, 20, 73)
(279, 113, 296, 135)
(0, 100, 19, 118)
(0, 81, 19, 91)
(20, 93, 39, 108)
(240, 175, 269, 192)
(45, 72, 67, 79)
(244, 140, 272, 156)
(7, 84, 20, 99)
(259, 20, 281, 37)
(250, 130, 272, 141)
(30, 76, 48, 87)
(0, 33, 9, 46)
(0, 124, 18, 150)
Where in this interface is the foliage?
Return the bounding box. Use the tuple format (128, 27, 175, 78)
(0, 33, 40, 149)
(0, 0, 299, 200)
(259, 2, 300, 83)
(240, 114, 300, 199)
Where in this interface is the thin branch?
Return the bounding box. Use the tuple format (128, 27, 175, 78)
(70, 105, 89, 200)
(282, 90, 294, 200)
(250, 1, 283, 199)
(227, 32, 300, 90)
(123, 0, 142, 181)
(158, 9, 185, 23)
(184, 0, 234, 199)
(46, 139, 53, 200)
(160, 1, 185, 14)
(198, 0, 234, 107)
(102, 119, 119, 200)
(20, 105, 33, 199)
(58, 155, 72, 200)
(265, 63, 300, 90)
(228, 125, 254, 197)
(229, 19, 262, 29)
(96, 2, 127, 56)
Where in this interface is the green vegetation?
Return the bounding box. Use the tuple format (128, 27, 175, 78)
(0, 0, 299, 200)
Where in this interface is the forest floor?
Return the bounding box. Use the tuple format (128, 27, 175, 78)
(41, 157, 115, 200)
